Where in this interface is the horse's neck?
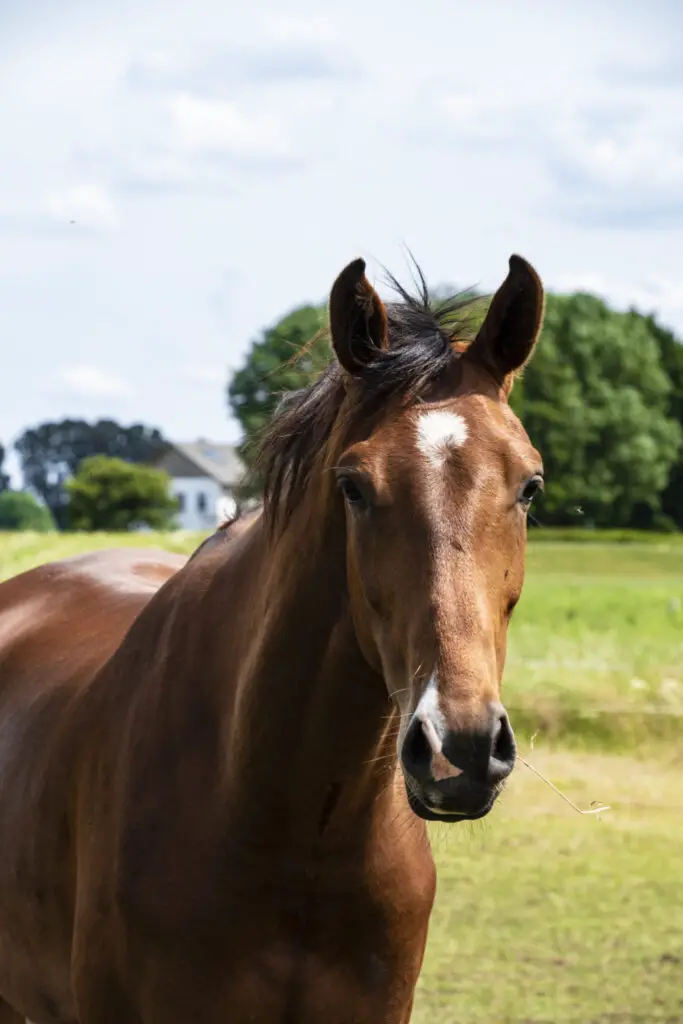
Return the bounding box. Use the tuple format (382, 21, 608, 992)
(108, 510, 424, 933)
(222, 507, 400, 842)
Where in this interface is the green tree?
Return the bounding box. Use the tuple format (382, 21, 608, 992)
(0, 443, 10, 492)
(227, 285, 682, 529)
(228, 305, 330, 481)
(510, 293, 682, 527)
(630, 312, 683, 529)
(0, 491, 55, 532)
(66, 455, 178, 532)
(15, 419, 168, 528)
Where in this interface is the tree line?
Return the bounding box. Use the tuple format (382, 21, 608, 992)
(0, 422, 176, 531)
(228, 289, 683, 531)
(2, 284, 682, 533)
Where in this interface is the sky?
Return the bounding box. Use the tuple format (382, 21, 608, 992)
(1, 0, 682, 483)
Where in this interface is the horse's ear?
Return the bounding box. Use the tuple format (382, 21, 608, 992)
(329, 258, 389, 375)
(468, 255, 544, 383)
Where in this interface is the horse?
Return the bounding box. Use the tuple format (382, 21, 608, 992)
(0, 253, 545, 1023)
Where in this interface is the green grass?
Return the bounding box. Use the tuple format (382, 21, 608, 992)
(414, 747, 683, 1023)
(505, 541, 683, 746)
(527, 527, 683, 544)
(0, 529, 204, 580)
(1, 531, 682, 745)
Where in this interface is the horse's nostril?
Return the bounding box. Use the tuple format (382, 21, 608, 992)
(489, 709, 516, 781)
(401, 716, 433, 782)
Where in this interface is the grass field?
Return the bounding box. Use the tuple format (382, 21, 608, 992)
(507, 540, 683, 746)
(1, 529, 682, 745)
(414, 746, 683, 1024)
(0, 531, 681, 1020)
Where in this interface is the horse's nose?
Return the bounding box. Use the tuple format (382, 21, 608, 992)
(402, 702, 517, 787)
(444, 703, 516, 785)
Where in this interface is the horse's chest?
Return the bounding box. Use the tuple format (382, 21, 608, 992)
(222, 933, 418, 1024)
(220, 864, 433, 1023)
(122, 862, 433, 1024)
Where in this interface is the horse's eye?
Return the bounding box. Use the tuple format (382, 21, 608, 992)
(519, 475, 544, 507)
(338, 475, 368, 509)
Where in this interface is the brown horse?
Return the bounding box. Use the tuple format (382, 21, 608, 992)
(0, 254, 545, 1023)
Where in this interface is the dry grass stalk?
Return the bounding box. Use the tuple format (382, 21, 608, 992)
(517, 733, 611, 817)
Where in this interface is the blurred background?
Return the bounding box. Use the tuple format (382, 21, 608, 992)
(1, 1, 682, 1021)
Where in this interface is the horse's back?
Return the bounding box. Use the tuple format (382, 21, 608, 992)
(0, 546, 184, 1022)
(0, 546, 184, 689)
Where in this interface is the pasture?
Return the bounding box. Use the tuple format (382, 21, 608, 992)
(415, 747, 683, 1024)
(0, 531, 681, 1021)
(2, 530, 681, 746)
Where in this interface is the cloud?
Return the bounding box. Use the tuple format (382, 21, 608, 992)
(259, 14, 340, 45)
(52, 365, 133, 399)
(112, 79, 317, 195)
(410, 55, 683, 230)
(0, 184, 119, 235)
(169, 92, 289, 159)
(46, 15, 355, 199)
(114, 103, 300, 195)
(127, 45, 357, 93)
(125, 16, 357, 95)
(542, 84, 683, 228)
(552, 271, 683, 328)
(432, 92, 525, 145)
(43, 183, 118, 232)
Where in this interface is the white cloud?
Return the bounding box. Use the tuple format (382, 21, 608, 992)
(550, 93, 683, 191)
(259, 13, 340, 45)
(2, 0, 683, 460)
(44, 183, 118, 231)
(553, 271, 683, 327)
(169, 92, 289, 158)
(54, 365, 133, 399)
(435, 92, 522, 142)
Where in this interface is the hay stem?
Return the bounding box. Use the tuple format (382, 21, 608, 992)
(517, 732, 611, 817)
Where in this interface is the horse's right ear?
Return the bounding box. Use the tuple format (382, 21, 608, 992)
(329, 259, 389, 375)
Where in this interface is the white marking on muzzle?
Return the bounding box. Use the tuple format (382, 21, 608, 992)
(414, 676, 447, 755)
(416, 410, 468, 468)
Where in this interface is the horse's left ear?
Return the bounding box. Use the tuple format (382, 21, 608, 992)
(468, 255, 544, 383)
(329, 258, 389, 375)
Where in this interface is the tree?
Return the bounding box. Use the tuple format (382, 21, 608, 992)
(65, 456, 178, 532)
(227, 285, 683, 529)
(0, 443, 10, 492)
(228, 305, 330, 468)
(15, 419, 168, 528)
(0, 491, 55, 532)
(510, 293, 682, 527)
(630, 312, 683, 529)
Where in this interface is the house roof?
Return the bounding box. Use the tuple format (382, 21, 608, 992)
(165, 440, 244, 487)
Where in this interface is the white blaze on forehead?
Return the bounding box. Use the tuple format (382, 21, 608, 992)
(417, 410, 468, 468)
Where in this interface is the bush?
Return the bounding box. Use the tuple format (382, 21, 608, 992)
(65, 455, 178, 532)
(0, 490, 56, 532)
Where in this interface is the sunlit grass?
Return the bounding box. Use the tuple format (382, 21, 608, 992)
(414, 746, 683, 1023)
(505, 542, 683, 745)
(2, 532, 681, 745)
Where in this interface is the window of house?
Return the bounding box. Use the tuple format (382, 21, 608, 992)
(176, 492, 185, 512)
(197, 492, 207, 513)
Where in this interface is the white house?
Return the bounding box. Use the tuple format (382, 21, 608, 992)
(154, 439, 245, 532)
